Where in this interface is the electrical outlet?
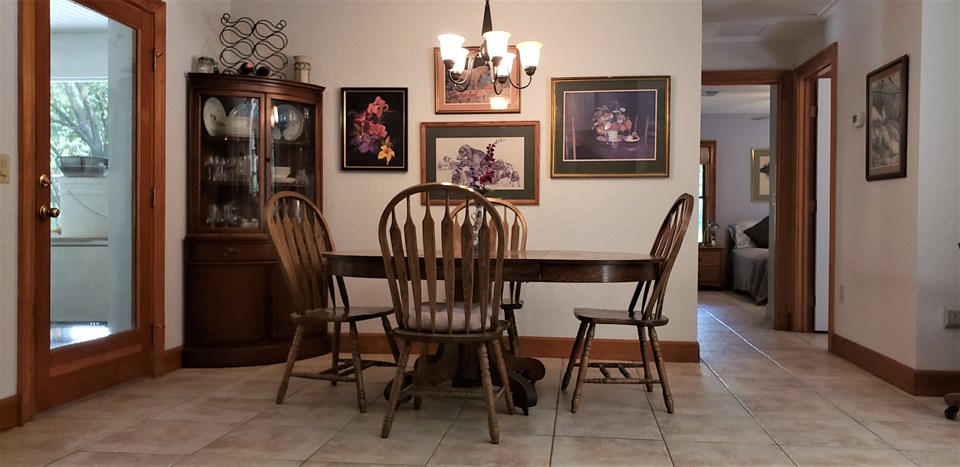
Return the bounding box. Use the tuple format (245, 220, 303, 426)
(946, 308, 960, 329)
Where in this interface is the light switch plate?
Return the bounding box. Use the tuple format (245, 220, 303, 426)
(0, 153, 10, 184)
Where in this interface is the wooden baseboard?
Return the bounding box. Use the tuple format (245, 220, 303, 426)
(1, 395, 20, 431)
(831, 333, 960, 396)
(346, 333, 700, 363)
(164, 347, 183, 374)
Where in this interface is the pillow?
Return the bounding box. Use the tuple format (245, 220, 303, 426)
(731, 220, 759, 249)
(744, 216, 770, 248)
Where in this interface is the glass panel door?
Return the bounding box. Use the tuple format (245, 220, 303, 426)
(199, 95, 261, 230)
(49, 0, 136, 348)
(269, 99, 317, 200)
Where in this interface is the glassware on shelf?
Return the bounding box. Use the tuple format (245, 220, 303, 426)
(205, 204, 220, 227)
(295, 169, 308, 184)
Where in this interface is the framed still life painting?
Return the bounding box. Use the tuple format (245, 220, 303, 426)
(865, 55, 908, 181)
(551, 76, 670, 178)
(433, 46, 521, 114)
(341, 87, 408, 171)
(420, 121, 539, 205)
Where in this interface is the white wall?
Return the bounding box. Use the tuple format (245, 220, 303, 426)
(815, 0, 922, 368)
(232, 0, 703, 342)
(0, 0, 20, 398)
(700, 113, 770, 246)
(814, 78, 831, 332)
(915, 0, 960, 371)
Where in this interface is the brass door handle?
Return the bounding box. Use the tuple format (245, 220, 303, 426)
(39, 205, 60, 219)
(39, 174, 52, 188)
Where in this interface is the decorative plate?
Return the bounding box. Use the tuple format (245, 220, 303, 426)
(203, 97, 226, 136)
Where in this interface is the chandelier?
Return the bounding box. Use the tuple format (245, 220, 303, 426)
(437, 0, 543, 96)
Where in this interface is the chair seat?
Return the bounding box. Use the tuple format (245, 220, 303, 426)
(573, 307, 669, 326)
(293, 306, 394, 323)
(407, 302, 505, 332)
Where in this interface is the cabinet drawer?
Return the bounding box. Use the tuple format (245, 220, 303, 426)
(190, 242, 276, 262)
(699, 250, 722, 267)
(699, 266, 721, 283)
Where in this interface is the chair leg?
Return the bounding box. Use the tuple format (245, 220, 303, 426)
(561, 321, 589, 391)
(504, 309, 521, 356)
(331, 322, 342, 386)
(413, 345, 429, 411)
(382, 340, 412, 439)
(348, 322, 366, 413)
(276, 323, 304, 404)
(571, 322, 596, 413)
(477, 342, 500, 444)
(649, 327, 673, 414)
(489, 339, 515, 415)
(637, 325, 653, 392)
(381, 315, 400, 362)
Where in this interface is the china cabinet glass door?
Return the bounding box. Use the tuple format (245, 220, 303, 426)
(269, 99, 317, 201)
(199, 94, 261, 230)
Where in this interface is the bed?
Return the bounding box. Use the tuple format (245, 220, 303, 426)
(728, 221, 769, 305)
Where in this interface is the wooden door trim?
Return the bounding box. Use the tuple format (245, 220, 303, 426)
(791, 43, 838, 336)
(16, 0, 166, 424)
(703, 70, 796, 330)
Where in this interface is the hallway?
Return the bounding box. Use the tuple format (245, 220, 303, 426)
(0, 291, 956, 465)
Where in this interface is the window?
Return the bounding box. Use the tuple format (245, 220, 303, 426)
(699, 141, 717, 244)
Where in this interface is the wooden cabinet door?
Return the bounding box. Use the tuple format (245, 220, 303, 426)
(186, 264, 269, 344)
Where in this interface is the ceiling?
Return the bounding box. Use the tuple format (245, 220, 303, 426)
(702, 0, 839, 43)
(51, 0, 108, 33)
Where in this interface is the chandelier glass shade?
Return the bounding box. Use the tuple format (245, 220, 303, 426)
(437, 0, 542, 96)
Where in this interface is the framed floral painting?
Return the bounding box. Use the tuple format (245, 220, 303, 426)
(341, 87, 408, 171)
(433, 47, 521, 114)
(420, 121, 539, 205)
(550, 76, 670, 178)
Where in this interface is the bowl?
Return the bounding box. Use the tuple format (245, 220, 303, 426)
(273, 166, 291, 179)
(58, 156, 108, 177)
(222, 116, 254, 136)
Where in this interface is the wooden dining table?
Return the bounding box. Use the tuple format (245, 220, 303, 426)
(323, 249, 663, 413)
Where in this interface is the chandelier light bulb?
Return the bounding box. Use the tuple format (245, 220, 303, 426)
(482, 30, 511, 60)
(438, 34, 466, 62)
(496, 52, 515, 79)
(516, 41, 542, 72)
(451, 48, 469, 74)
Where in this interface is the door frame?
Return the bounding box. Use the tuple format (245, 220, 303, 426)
(16, 0, 166, 424)
(791, 43, 838, 336)
(702, 70, 796, 330)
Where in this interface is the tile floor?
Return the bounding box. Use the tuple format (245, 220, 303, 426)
(1, 291, 958, 466)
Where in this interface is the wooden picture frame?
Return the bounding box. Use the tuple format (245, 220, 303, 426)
(420, 121, 539, 205)
(751, 148, 771, 202)
(865, 55, 908, 181)
(434, 46, 521, 114)
(341, 87, 408, 171)
(551, 76, 670, 178)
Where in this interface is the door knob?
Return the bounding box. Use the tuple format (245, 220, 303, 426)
(39, 205, 60, 219)
(39, 174, 52, 188)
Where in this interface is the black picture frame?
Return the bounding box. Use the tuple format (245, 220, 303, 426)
(866, 55, 908, 181)
(551, 76, 670, 178)
(341, 87, 408, 171)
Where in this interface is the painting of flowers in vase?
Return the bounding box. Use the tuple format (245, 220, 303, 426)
(341, 88, 408, 170)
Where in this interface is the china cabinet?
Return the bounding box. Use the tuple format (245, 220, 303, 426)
(184, 73, 326, 367)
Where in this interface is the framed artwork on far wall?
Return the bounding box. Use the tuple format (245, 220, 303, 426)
(421, 121, 539, 205)
(551, 76, 670, 178)
(751, 148, 771, 202)
(341, 87, 408, 171)
(866, 54, 908, 181)
(434, 46, 521, 114)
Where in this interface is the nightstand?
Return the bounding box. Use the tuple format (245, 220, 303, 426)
(698, 245, 725, 288)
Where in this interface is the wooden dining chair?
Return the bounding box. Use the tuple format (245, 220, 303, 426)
(451, 198, 528, 355)
(266, 192, 398, 413)
(561, 193, 694, 413)
(379, 183, 515, 444)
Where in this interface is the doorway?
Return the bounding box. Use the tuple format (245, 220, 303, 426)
(17, 0, 165, 423)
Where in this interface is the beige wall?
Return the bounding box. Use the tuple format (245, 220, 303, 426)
(0, 0, 19, 398)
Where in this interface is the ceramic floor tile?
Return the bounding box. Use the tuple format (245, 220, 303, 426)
(737, 392, 850, 419)
(0, 416, 139, 451)
(86, 420, 236, 455)
(451, 403, 556, 436)
(646, 389, 749, 416)
(781, 445, 917, 466)
(206, 376, 313, 400)
(345, 397, 465, 433)
(195, 423, 339, 461)
(756, 416, 891, 448)
(558, 383, 654, 413)
(0, 447, 75, 466)
(116, 373, 231, 398)
(555, 408, 661, 440)
(655, 413, 774, 445)
(151, 397, 273, 424)
(48, 450, 184, 466)
(830, 395, 947, 423)
(901, 449, 960, 466)
(309, 428, 444, 465)
(665, 441, 794, 466)
(861, 420, 960, 452)
(52, 393, 191, 420)
(246, 402, 361, 429)
(550, 436, 671, 466)
(426, 431, 553, 465)
(174, 453, 303, 466)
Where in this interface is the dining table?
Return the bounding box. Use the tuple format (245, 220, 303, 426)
(323, 249, 663, 414)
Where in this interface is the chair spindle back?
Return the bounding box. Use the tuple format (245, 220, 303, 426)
(628, 193, 694, 320)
